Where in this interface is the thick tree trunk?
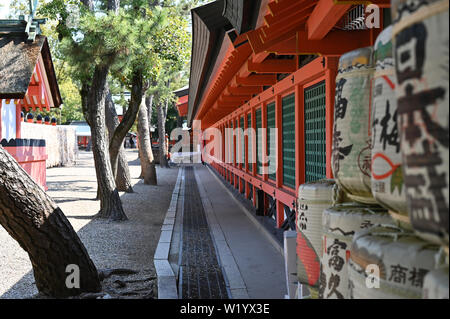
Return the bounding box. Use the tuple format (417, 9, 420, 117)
(147, 94, 153, 138)
(0, 147, 101, 297)
(105, 88, 133, 193)
(109, 70, 144, 183)
(137, 94, 157, 185)
(157, 102, 169, 168)
(87, 65, 127, 221)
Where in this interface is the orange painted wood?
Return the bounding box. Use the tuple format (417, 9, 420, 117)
(268, 0, 308, 17)
(252, 51, 270, 64)
(211, 159, 297, 210)
(15, 102, 22, 138)
(276, 200, 284, 228)
(220, 95, 252, 103)
(236, 74, 277, 86)
(333, 0, 390, 7)
(297, 30, 372, 55)
(247, 59, 297, 74)
(262, 15, 309, 44)
(227, 86, 263, 95)
(265, 0, 314, 27)
(306, 0, 351, 40)
(266, 35, 298, 55)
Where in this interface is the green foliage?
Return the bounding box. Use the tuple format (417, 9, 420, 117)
(33, 0, 193, 128)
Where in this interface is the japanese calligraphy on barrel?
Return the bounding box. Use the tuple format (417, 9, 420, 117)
(392, 0, 449, 246)
(423, 267, 449, 299)
(296, 180, 344, 290)
(348, 225, 439, 298)
(320, 203, 393, 299)
(332, 47, 377, 204)
(371, 26, 409, 226)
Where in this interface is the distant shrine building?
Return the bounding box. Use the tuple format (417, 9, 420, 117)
(0, 18, 63, 190)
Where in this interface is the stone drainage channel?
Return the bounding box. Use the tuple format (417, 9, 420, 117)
(154, 165, 249, 299)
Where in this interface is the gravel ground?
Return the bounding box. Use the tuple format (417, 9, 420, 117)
(0, 149, 178, 299)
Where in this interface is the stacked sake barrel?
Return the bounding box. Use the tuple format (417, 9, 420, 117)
(320, 204, 393, 299)
(392, 0, 449, 298)
(324, 46, 396, 299)
(423, 267, 449, 299)
(347, 4, 450, 298)
(392, 0, 449, 248)
(348, 225, 439, 299)
(296, 180, 344, 298)
(331, 47, 377, 205)
(370, 26, 409, 228)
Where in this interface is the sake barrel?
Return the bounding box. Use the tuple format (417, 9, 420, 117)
(423, 267, 449, 299)
(392, 0, 449, 246)
(332, 47, 376, 204)
(348, 225, 439, 299)
(320, 203, 394, 299)
(371, 26, 409, 227)
(296, 180, 344, 289)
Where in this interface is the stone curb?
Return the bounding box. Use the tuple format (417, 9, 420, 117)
(154, 167, 183, 299)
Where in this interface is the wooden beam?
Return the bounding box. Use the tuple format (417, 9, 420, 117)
(252, 52, 271, 64)
(216, 101, 241, 108)
(265, 34, 298, 55)
(262, 14, 310, 44)
(265, 0, 315, 27)
(306, 0, 351, 40)
(220, 95, 252, 103)
(226, 86, 263, 95)
(334, 0, 390, 8)
(247, 28, 297, 55)
(248, 59, 297, 74)
(298, 30, 372, 55)
(268, 0, 303, 17)
(236, 74, 277, 86)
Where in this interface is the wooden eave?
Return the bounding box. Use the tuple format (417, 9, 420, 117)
(189, 0, 390, 127)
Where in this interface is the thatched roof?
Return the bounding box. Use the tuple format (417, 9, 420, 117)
(0, 34, 62, 107)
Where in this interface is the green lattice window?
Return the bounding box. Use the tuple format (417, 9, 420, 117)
(304, 81, 326, 182)
(282, 94, 296, 189)
(247, 113, 252, 172)
(255, 108, 262, 175)
(240, 117, 245, 166)
(266, 102, 276, 180)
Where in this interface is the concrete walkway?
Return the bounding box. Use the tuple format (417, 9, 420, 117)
(194, 165, 287, 299)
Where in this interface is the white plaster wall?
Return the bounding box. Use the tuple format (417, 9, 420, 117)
(21, 122, 78, 168)
(1, 100, 17, 141)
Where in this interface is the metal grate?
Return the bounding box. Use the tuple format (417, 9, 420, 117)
(340, 5, 367, 30)
(247, 113, 252, 172)
(181, 167, 229, 299)
(304, 80, 327, 182)
(255, 108, 262, 175)
(266, 102, 276, 181)
(282, 94, 296, 189)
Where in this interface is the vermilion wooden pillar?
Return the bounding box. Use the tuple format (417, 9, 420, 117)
(15, 102, 22, 138)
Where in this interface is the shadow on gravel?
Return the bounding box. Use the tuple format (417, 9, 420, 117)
(0, 152, 178, 299)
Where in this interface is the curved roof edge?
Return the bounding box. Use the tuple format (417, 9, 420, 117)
(187, 0, 262, 125)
